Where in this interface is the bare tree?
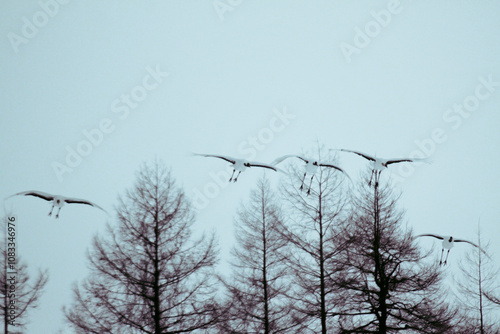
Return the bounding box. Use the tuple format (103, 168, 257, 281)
(278, 148, 350, 334)
(1, 215, 48, 334)
(455, 222, 500, 334)
(220, 176, 299, 333)
(335, 170, 456, 333)
(64, 160, 221, 334)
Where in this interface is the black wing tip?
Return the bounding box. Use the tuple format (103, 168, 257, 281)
(250, 163, 278, 171)
(415, 233, 443, 240)
(8, 191, 53, 201)
(65, 199, 108, 213)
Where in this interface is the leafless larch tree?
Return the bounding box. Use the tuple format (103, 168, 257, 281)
(278, 149, 350, 334)
(219, 177, 300, 333)
(64, 161, 221, 334)
(455, 224, 500, 334)
(334, 170, 456, 333)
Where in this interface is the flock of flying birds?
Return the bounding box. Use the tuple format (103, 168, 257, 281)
(194, 149, 421, 192)
(194, 149, 489, 265)
(3, 149, 489, 265)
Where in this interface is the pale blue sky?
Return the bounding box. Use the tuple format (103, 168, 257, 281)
(1, 1, 500, 332)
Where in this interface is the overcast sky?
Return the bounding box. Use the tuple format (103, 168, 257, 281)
(1, 1, 500, 332)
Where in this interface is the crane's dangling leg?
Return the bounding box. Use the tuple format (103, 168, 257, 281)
(368, 169, 375, 186)
(229, 169, 236, 182)
(299, 172, 307, 191)
(306, 175, 314, 195)
(55, 207, 62, 219)
(233, 171, 241, 182)
(439, 248, 444, 265)
(375, 170, 381, 187)
(48, 204, 54, 217)
(444, 249, 450, 265)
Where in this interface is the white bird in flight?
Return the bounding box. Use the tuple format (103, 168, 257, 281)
(194, 154, 281, 182)
(271, 155, 351, 195)
(415, 234, 487, 265)
(336, 149, 429, 186)
(6, 190, 107, 219)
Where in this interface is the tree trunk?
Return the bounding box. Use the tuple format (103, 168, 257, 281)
(319, 233, 327, 334)
(478, 231, 484, 334)
(373, 175, 387, 334)
(319, 197, 327, 334)
(262, 198, 270, 334)
(153, 212, 162, 334)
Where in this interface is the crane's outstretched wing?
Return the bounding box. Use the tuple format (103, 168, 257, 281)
(192, 153, 236, 164)
(386, 158, 430, 166)
(454, 239, 489, 255)
(385, 159, 414, 166)
(415, 233, 444, 240)
(318, 163, 352, 182)
(318, 163, 344, 172)
(247, 162, 278, 172)
(64, 197, 107, 213)
(6, 190, 54, 202)
(339, 149, 376, 162)
(271, 155, 308, 165)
